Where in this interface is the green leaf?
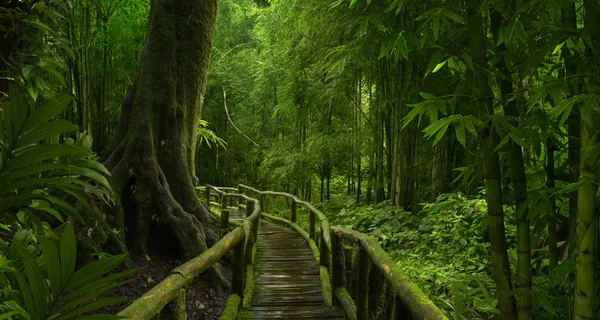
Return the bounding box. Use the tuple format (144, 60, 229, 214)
(432, 59, 447, 73)
(55, 298, 130, 320)
(64, 254, 129, 291)
(22, 94, 72, 133)
(493, 135, 511, 153)
(39, 237, 62, 300)
(397, 33, 409, 60)
(552, 41, 565, 55)
(13, 243, 47, 319)
(4, 144, 88, 172)
(60, 223, 77, 287)
(15, 119, 78, 149)
(455, 121, 467, 147)
(419, 92, 437, 100)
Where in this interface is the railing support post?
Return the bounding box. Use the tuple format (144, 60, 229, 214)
(260, 194, 266, 214)
(394, 294, 409, 320)
(247, 200, 258, 240)
(233, 240, 245, 297)
(221, 194, 228, 211)
(332, 233, 345, 290)
(319, 228, 330, 270)
(309, 210, 316, 240)
(205, 187, 210, 206)
(291, 199, 297, 223)
(158, 288, 186, 320)
(220, 209, 229, 235)
(357, 246, 369, 320)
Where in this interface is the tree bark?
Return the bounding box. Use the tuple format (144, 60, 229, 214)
(104, 0, 218, 261)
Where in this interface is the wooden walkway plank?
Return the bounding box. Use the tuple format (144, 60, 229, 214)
(228, 208, 345, 319)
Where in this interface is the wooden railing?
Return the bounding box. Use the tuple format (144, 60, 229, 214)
(117, 186, 260, 320)
(237, 184, 447, 320)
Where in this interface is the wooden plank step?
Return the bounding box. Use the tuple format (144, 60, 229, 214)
(238, 306, 345, 319)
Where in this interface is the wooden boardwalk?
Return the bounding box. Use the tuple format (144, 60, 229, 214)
(229, 209, 345, 319)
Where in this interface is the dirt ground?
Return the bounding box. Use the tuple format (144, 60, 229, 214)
(96, 253, 231, 320)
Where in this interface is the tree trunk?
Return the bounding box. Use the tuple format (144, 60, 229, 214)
(563, 0, 580, 255)
(546, 140, 557, 272)
(467, 0, 517, 318)
(104, 0, 218, 261)
(574, 1, 600, 318)
(490, 9, 531, 319)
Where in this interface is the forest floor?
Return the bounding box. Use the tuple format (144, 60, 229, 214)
(96, 254, 230, 319)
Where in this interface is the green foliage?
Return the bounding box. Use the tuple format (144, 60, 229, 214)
(0, 90, 113, 226)
(0, 223, 134, 320)
(198, 120, 228, 149)
(328, 192, 518, 319)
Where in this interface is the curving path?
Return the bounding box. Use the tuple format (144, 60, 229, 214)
(229, 209, 345, 319)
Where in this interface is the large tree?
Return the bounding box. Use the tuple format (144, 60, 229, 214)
(103, 0, 218, 260)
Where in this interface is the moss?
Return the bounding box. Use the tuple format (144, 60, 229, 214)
(335, 287, 357, 320)
(320, 266, 333, 307)
(218, 294, 241, 320)
(243, 264, 254, 308)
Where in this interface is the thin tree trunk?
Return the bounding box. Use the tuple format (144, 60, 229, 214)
(467, 1, 517, 318)
(563, 0, 580, 254)
(574, 1, 600, 318)
(490, 8, 531, 319)
(546, 140, 557, 272)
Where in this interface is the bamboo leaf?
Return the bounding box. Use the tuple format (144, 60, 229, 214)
(455, 121, 467, 147)
(397, 33, 409, 60)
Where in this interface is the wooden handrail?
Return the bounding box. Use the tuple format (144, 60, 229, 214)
(118, 185, 261, 320)
(118, 228, 244, 319)
(237, 184, 447, 320)
(330, 227, 447, 320)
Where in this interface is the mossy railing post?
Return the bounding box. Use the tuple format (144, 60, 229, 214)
(205, 187, 210, 205)
(158, 288, 186, 320)
(319, 222, 331, 270)
(332, 233, 345, 290)
(357, 246, 369, 320)
(247, 200, 258, 239)
(232, 238, 245, 297)
(221, 209, 230, 235)
(309, 209, 316, 241)
(345, 247, 355, 298)
(394, 294, 410, 320)
(260, 194, 266, 214)
(291, 199, 297, 223)
(221, 194, 227, 212)
(368, 260, 382, 318)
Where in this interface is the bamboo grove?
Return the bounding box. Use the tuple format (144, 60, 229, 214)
(199, 0, 600, 319)
(2, 0, 600, 319)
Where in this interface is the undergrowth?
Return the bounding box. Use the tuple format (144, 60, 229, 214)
(321, 192, 573, 319)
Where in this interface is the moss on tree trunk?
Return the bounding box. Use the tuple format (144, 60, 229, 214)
(104, 0, 218, 261)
